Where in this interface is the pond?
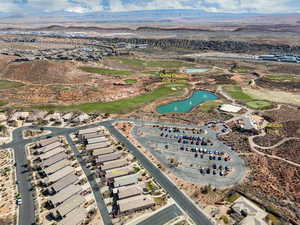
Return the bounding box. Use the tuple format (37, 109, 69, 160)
(157, 91, 219, 114)
(186, 68, 208, 74)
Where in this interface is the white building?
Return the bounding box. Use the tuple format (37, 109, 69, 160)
(220, 104, 242, 113)
(231, 196, 268, 225)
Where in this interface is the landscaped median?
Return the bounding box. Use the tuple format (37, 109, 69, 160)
(33, 82, 188, 114)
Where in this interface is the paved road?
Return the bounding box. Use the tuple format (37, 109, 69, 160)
(137, 204, 182, 225)
(12, 130, 35, 225)
(0, 126, 76, 225)
(132, 123, 246, 188)
(1, 119, 213, 225)
(102, 121, 213, 225)
(65, 135, 113, 225)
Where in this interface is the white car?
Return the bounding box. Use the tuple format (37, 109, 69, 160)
(16, 199, 22, 205)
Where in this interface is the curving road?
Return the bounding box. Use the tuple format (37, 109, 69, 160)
(248, 133, 300, 168)
(0, 119, 213, 225)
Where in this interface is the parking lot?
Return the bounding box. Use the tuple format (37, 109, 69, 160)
(132, 122, 246, 188)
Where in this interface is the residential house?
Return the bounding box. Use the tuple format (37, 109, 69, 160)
(41, 152, 68, 168)
(48, 173, 78, 194)
(49, 184, 82, 207)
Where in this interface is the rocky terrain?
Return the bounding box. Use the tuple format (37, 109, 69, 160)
(99, 38, 300, 54)
(256, 140, 300, 164)
(238, 154, 300, 225)
(256, 77, 300, 92)
(1, 60, 80, 84)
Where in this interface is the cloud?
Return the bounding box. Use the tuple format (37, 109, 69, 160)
(0, 0, 299, 14)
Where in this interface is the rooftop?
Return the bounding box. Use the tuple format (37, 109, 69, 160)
(113, 184, 142, 200)
(40, 147, 65, 160)
(87, 136, 109, 144)
(232, 196, 268, 224)
(57, 207, 86, 225)
(102, 159, 128, 171)
(49, 173, 78, 193)
(86, 141, 111, 151)
(55, 194, 85, 218)
(39, 141, 62, 153)
(105, 166, 133, 179)
(220, 104, 242, 113)
(41, 152, 67, 168)
(50, 184, 82, 206)
(97, 152, 121, 163)
(82, 132, 104, 140)
(37, 136, 60, 147)
(93, 147, 114, 156)
(45, 165, 74, 183)
(114, 173, 139, 187)
(43, 159, 69, 175)
(118, 195, 154, 213)
(78, 127, 101, 135)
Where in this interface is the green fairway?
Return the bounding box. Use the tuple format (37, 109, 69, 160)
(143, 71, 160, 76)
(223, 85, 254, 103)
(124, 79, 137, 84)
(0, 80, 24, 90)
(0, 100, 8, 107)
(79, 66, 132, 76)
(265, 75, 300, 81)
(115, 57, 191, 68)
(233, 68, 250, 73)
(246, 100, 272, 110)
(198, 100, 225, 112)
(224, 85, 275, 109)
(34, 82, 187, 114)
(115, 58, 146, 67)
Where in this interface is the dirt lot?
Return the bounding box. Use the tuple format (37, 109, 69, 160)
(0, 149, 16, 225)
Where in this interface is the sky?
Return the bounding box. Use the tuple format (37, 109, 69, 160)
(0, 0, 300, 14)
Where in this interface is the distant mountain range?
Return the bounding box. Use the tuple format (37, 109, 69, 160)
(0, 9, 299, 25)
(0, 9, 262, 19)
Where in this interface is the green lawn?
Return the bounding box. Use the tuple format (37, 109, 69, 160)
(265, 75, 300, 81)
(0, 100, 8, 107)
(223, 85, 254, 103)
(0, 80, 24, 90)
(115, 58, 146, 67)
(115, 57, 191, 68)
(143, 71, 160, 76)
(124, 79, 137, 84)
(233, 68, 250, 73)
(33, 82, 187, 114)
(246, 100, 272, 110)
(266, 214, 281, 225)
(198, 100, 225, 112)
(224, 85, 274, 109)
(225, 193, 241, 203)
(79, 66, 132, 76)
